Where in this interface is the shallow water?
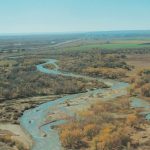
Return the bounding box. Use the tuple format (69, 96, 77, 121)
(20, 59, 149, 150)
(131, 97, 150, 120)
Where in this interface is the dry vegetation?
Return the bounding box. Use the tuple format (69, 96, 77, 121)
(83, 67, 126, 79)
(59, 97, 149, 150)
(0, 131, 28, 150)
(0, 57, 107, 101)
(44, 63, 56, 70)
(57, 52, 132, 79)
(128, 69, 150, 98)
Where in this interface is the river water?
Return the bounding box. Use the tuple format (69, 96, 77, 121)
(20, 59, 150, 150)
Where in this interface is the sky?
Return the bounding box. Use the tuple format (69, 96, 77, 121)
(0, 0, 150, 34)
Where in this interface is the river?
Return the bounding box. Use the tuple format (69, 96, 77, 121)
(20, 59, 150, 150)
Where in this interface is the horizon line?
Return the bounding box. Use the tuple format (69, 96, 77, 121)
(0, 29, 150, 36)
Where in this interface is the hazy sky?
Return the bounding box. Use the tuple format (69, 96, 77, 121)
(0, 0, 150, 34)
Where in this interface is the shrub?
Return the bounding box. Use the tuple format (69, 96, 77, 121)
(91, 126, 130, 150)
(60, 129, 85, 149)
(141, 83, 150, 97)
(126, 114, 138, 126)
(83, 124, 99, 139)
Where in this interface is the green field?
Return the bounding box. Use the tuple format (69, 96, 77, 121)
(62, 42, 150, 52)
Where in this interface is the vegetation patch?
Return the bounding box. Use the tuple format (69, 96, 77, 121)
(59, 97, 148, 150)
(128, 69, 150, 97)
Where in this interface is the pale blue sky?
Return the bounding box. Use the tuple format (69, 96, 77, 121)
(0, 0, 150, 34)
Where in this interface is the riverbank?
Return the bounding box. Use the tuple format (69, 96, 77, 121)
(0, 95, 62, 150)
(0, 123, 32, 149)
(0, 95, 62, 124)
(19, 59, 129, 150)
